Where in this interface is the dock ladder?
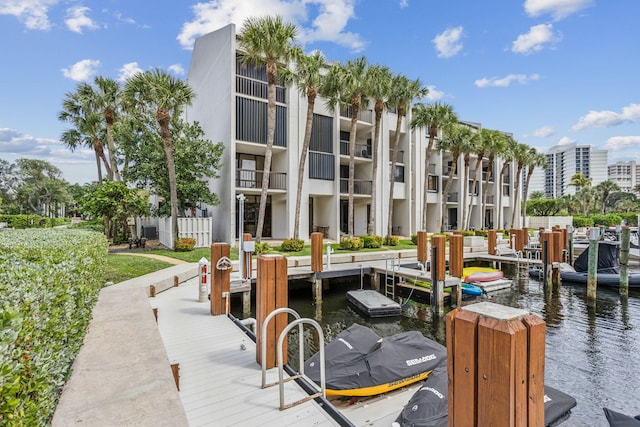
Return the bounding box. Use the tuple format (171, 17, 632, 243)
(384, 257, 398, 299)
(260, 308, 326, 411)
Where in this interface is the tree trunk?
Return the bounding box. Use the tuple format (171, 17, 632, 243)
(521, 169, 535, 228)
(387, 110, 403, 237)
(293, 90, 316, 240)
(422, 127, 436, 230)
(256, 72, 277, 243)
(466, 154, 483, 229)
(481, 155, 495, 229)
(94, 150, 103, 185)
(348, 103, 359, 238)
(461, 157, 470, 231)
(510, 164, 523, 229)
(368, 101, 383, 235)
(105, 114, 121, 181)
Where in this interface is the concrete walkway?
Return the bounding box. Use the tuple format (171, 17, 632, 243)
(52, 264, 198, 426)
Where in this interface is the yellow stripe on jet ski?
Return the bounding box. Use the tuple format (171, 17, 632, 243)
(325, 370, 432, 397)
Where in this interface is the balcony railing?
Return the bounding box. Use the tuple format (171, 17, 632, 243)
(235, 76, 286, 103)
(339, 106, 373, 123)
(447, 192, 458, 203)
(442, 167, 458, 177)
(486, 195, 495, 204)
(340, 178, 372, 195)
(340, 141, 371, 159)
(236, 169, 286, 190)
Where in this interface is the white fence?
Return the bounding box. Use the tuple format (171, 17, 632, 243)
(526, 216, 573, 230)
(153, 217, 213, 250)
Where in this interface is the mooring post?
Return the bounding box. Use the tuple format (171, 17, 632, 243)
(587, 227, 600, 302)
(255, 254, 288, 369)
(446, 302, 546, 427)
(540, 232, 553, 287)
(417, 231, 428, 265)
(449, 234, 463, 279)
(431, 235, 446, 317)
(620, 226, 630, 297)
(487, 229, 497, 255)
(210, 243, 231, 316)
(242, 233, 253, 279)
(310, 232, 323, 273)
(567, 225, 574, 265)
(552, 231, 563, 286)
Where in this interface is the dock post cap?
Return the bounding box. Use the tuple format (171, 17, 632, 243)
(461, 301, 529, 321)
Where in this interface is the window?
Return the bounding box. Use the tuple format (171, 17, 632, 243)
(236, 97, 287, 147)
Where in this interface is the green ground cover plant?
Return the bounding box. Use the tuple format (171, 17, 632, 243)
(105, 255, 172, 284)
(0, 229, 107, 425)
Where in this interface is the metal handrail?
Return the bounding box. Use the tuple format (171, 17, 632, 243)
(277, 318, 326, 410)
(261, 308, 301, 388)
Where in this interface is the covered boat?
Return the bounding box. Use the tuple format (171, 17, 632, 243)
(603, 407, 640, 426)
(394, 366, 577, 427)
(305, 324, 447, 397)
(530, 241, 640, 288)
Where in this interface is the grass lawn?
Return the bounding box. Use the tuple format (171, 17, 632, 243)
(105, 254, 173, 284)
(106, 239, 418, 284)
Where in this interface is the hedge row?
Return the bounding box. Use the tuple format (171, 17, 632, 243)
(0, 215, 70, 229)
(0, 229, 108, 425)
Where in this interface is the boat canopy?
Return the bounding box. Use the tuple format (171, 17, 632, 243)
(573, 241, 619, 274)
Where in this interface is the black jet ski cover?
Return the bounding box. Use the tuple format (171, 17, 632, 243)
(394, 366, 448, 427)
(305, 324, 447, 392)
(544, 385, 577, 426)
(603, 408, 640, 427)
(573, 241, 619, 273)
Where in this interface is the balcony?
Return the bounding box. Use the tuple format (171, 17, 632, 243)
(486, 195, 495, 204)
(236, 169, 286, 190)
(428, 163, 437, 175)
(235, 75, 286, 103)
(447, 192, 459, 203)
(340, 141, 371, 159)
(340, 178, 372, 195)
(339, 106, 373, 123)
(389, 150, 404, 163)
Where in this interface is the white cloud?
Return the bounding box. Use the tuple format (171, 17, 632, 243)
(65, 6, 99, 33)
(177, 0, 363, 52)
(532, 126, 556, 138)
(604, 136, 640, 152)
(572, 104, 640, 131)
(524, 0, 593, 21)
(432, 26, 463, 58)
(113, 11, 136, 25)
(474, 73, 540, 88)
(399, 0, 408, 8)
(424, 85, 444, 101)
(0, 0, 59, 30)
(512, 24, 560, 54)
(557, 136, 575, 145)
(168, 64, 185, 75)
(61, 59, 100, 82)
(0, 127, 76, 157)
(117, 62, 144, 81)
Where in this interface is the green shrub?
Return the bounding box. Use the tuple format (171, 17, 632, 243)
(410, 233, 418, 245)
(340, 237, 364, 251)
(362, 235, 383, 248)
(591, 213, 623, 227)
(0, 229, 107, 424)
(69, 220, 104, 233)
(430, 233, 450, 243)
(475, 229, 488, 237)
(619, 212, 639, 226)
(573, 216, 593, 227)
(280, 238, 304, 252)
(384, 235, 399, 246)
(461, 230, 475, 237)
(175, 237, 196, 252)
(254, 242, 271, 254)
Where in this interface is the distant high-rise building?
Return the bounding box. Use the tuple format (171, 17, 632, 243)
(528, 143, 608, 198)
(608, 160, 640, 194)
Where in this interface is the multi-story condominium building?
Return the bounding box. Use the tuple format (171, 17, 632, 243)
(186, 24, 519, 243)
(608, 160, 639, 194)
(529, 143, 608, 198)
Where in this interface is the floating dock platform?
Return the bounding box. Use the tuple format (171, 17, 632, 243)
(346, 289, 402, 317)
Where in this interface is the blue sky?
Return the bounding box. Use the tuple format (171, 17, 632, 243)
(1, 0, 639, 184)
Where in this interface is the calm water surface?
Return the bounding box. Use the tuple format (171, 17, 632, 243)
(233, 268, 640, 427)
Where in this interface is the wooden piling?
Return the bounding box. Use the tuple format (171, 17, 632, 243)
(170, 363, 180, 391)
(446, 302, 545, 427)
(431, 236, 446, 317)
(587, 235, 599, 301)
(310, 232, 323, 272)
(417, 231, 428, 263)
(620, 226, 630, 297)
(431, 235, 446, 282)
(242, 233, 253, 278)
(540, 232, 554, 286)
(210, 243, 231, 316)
(488, 230, 497, 255)
(255, 255, 288, 369)
(449, 234, 464, 278)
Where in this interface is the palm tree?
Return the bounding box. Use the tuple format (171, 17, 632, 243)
(410, 102, 457, 231)
(322, 56, 369, 237)
(90, 76, 122, 181)
(460, 130, 479, 231)
(386, 74, 427, 237)
(364, 64, 393, 235)
(509, 142, 531, 229)
(238, 15, 298, 242)
(496, 136, 516, 230)
(464, 128, 490, 229)
(59, 84, 112, 183)
(521, 149, 548, 228)
(281, 48, 327, 240)
(481, 130, 508, 229)
(436, 123, 474, 231)
(594, 180, 620, 214)
(569, 172, 592, 216)
(123, 68, 195, 245)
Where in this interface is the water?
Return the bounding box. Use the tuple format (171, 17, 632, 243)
(232, 272, 640, 426)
